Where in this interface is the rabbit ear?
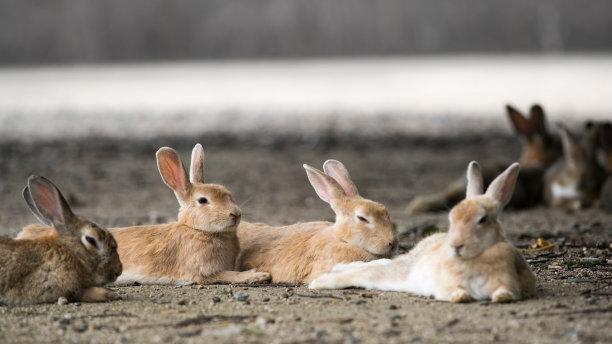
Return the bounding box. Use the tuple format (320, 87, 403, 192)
(322, 160, 359, 197)
(157, 147, 191, 205)
(190, 143, 205, 184)
(304, 164, 346, 204)
(26, 176, 76, 230)
(22, 186, 53, 227)
(485, 162, 520, 208)
(465, 161, 484, 198)
(529, 104, 549, 136)
(506, 105, 533, 136)
(559, 127, 584, 166)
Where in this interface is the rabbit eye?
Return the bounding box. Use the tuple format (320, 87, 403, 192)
(197, 197, 208, 204)
(357, 215, 369, 224)
(85, 235, 98, 249)
(478, 216, 487, 225)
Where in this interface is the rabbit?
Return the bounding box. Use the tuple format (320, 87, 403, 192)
(18, 144, 271, 285)
(406, 104, 561, 214)
(1, 175, 122, 304)
(592, 121, 612, 211)
(236, 159, 398, 284)
(544, 125, 607, 209)
(310, 161, 536, 304)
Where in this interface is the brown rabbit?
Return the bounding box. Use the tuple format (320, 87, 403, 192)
(237, 160, 398, 284)
(1, 176, 122, 304)
(544, 125, 607, 209)
(406, 104, 561, 214)
(19, 145, 271, 285)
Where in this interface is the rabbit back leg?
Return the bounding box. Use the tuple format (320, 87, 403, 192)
(197, 270, 271, 284)
(310, 259, 408, 291)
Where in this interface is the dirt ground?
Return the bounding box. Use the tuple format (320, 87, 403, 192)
(0, 133, 610, 344)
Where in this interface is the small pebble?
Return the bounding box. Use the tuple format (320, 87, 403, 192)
(389, 305, 398, 310)
(177, 299, 188, 306)
(389, 313, 401, 321)
(72, 319, 88, 332)
(57, 297, 69, 305)
(234, 292, 249, 301)
(212, 297, 221, 303)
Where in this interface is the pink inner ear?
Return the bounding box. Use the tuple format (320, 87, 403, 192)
(33, 183, 63, 224)
(159, 155, 188, 195)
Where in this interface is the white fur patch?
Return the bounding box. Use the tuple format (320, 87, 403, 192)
(465, 274, 489, 300)
(551, 181, 579, 200)
(405, 259, 441, 298)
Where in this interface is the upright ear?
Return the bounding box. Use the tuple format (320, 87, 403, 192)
(303, 164, 346, 205)
(465, 161, 484, 198)
(506, 105, 533, 136)
(190, 143, 205, 184)
(156, 147, 191, 204)
(26, 176, 76, 230)
(22, 186, 53, 227)
(322, 160, 359, 197)
(485, 163, 520, 208)
(559, 127, 584, 166)
(529, 104, 548, 136)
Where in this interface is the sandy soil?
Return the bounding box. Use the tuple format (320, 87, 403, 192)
(0, 134, 611, 344)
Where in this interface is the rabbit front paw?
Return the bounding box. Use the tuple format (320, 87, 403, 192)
(449, 289, 471, 303)
(492, 288, 516, 303)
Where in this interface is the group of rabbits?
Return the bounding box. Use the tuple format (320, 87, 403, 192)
(407, 105, 612, 213)
(1, 104, 609, 305)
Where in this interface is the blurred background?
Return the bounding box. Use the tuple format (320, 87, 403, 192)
(0, 0, 611, 140)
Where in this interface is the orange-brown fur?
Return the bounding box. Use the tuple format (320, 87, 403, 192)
(237, 160, 398, 284)
(238, 221, 382, 283)
(112, 223, 239, 284)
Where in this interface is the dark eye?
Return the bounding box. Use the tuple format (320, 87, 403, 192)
(198, 197, 208, 204)
(357, 215, 369, 224)
(85, 235, 98, 249)
(478, 216, 487, 225)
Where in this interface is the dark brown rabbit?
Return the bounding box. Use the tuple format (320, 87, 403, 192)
(407, 104, 561, 214)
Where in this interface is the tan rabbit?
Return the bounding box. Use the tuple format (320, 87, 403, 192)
(406, 104, 561, 214)
(544, 125, 607, 209)
(19, 144, 271, 285)
(1, 176, 122, 304)
(236, 160, 398, 284)
(311, 161, 536, 303)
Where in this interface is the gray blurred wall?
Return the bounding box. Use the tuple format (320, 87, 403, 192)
(1, 0, 611, 64)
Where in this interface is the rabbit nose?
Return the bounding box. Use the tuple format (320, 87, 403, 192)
(454, 245, 464, 256)
(230, 212, 241, 220)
